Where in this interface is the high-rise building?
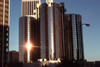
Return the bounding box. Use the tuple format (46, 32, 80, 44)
(0, 0, 10, 67)
(21, 0, 41, 18)
(39, 2, 62, 60)
(65, 14, 84, 61)
(19, 16, 40, 62)
(19, 0, 41, 63)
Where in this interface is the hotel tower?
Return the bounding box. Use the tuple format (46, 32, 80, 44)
(19, 0, 41, 63)
(39, 0, 65, 60)
(65, 14, 84, 61)
(0, 0, 10, 67)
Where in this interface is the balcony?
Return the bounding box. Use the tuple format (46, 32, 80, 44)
(0, 22, 3, 25)
(0, 1, 9, 7)
(5, 5, 8, 9)
(0, 2, 3, 7)
(4, 23, 8, 26)
(0, 20, 3, 22)
(5, 15, 8, 18)
(0, 8, 3, 12)
(5, 10, 8, 14)
(6, 46, 8, 48)
(5, 0, 9, 4)
(0, 15, 3, 18)
(5, 20, 8, 23)
(0, 13, 3, 16)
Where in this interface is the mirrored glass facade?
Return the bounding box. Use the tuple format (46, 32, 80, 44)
(65, 14, 84, 61)
(19, 16, 40, 62)
(47, 7, 54, 59)
(40, 3, 62, 60)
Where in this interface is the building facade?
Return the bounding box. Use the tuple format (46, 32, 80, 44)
(59, 3, 66, 59)
(21, 0, 41, 18)
(0, 0, 10, 67)
(65, 14, 84, 61)
(19, 16, 40, 62)
(19, 0, 41, 63)
(39, 3, 62, 60)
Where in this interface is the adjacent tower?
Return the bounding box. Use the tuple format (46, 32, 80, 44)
(21, 0, 41, 18)
(0, 0, 10, 67)
(19, 0, 41, 63)
(19, 16, 40, 62)
(65, 14, 84, 61)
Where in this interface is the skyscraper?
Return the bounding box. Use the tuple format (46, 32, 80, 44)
(65, 14, 84, 61)
(21, 0, 41, 18)
(19, 0, 41, 63)
(19, 16, 40, 62)
(39, 2, 62, 60)
(0, 0, 10, 67)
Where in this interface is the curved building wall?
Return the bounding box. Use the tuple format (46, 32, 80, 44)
(19, 17, 25, 62)
(40, 3, 61, 60)
(71, 14, 78, 60)
(40, 4, 46, 59)
(47, 7, 54, 59)
(76, 15, 83, 60)
(65, 14, 84, 60)
(19, 16, 40, 62)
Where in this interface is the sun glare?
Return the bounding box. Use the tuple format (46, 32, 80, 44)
(26, 42, 32, 63)
(26, 43, 32, 49)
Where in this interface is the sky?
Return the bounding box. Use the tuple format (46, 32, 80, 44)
(9, 0, 100, 61)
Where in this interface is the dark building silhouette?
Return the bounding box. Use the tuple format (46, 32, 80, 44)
(0, 0, 10, 67)
(9, 51, 19, 63)
(65, 14, 84, 61)
(95, 61, 100, 67)
(19, 16, 40, 62)
(84, 61, 95, 67)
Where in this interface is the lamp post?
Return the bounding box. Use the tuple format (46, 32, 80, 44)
(82, 23, 90, 66)
(82, 23, 90, 27)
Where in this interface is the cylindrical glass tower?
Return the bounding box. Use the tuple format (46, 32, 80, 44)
(40, 3, 62, 60)
(65, 14, 84, 61)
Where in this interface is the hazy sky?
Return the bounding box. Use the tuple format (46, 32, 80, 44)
(9, 0, 100, 61)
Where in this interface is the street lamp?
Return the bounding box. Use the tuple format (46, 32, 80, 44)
(82, 23, 90, 66)
(82, 23, 90, 27)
